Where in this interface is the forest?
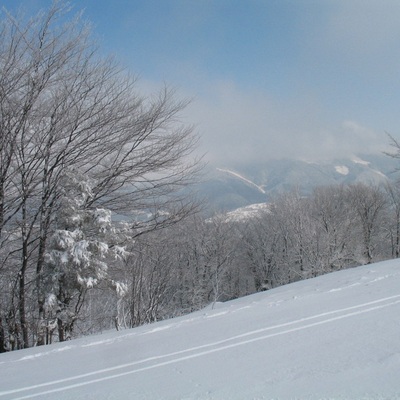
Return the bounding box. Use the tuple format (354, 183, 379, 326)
(1, 3, 400, 352)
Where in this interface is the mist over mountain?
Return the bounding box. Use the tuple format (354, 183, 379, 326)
(197, 153, 400, 213)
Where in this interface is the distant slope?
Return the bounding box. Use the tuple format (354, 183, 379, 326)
(216, 168, 266, 194)
(196, 166, 267, 214)
(1, 260, 400, 399)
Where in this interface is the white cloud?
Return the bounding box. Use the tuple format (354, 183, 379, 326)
(129, 1, 398, 166)
(184, 81, 386, 165)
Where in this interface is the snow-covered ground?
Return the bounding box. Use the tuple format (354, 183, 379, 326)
(1, 260, 400, 399)
(221, 202, 270, 222)
(335, 165, 349, 175)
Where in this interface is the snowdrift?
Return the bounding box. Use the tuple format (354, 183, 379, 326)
(1, 260, 400, 399)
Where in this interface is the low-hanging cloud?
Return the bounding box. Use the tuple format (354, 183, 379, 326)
(185, 81, 386, 166)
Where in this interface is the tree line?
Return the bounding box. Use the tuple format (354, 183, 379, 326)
(4, 169, 400, 351)
(98, 180, 399, 335)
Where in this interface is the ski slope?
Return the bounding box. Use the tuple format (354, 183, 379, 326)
(1, 260, 400, 399)
(216, 168, 266, 194)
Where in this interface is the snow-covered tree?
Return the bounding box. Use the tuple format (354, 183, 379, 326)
(39, 170, 129, 343)
(239, 209, 283, 291)
(382, 182, 400, 258)
(310, 185, 357, 272)
(0, 2, 199, 349)
(346, 183, 387, 264)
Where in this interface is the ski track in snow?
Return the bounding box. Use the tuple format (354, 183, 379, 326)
(2, 293, 400, 399)
(10, 270, 391, 364)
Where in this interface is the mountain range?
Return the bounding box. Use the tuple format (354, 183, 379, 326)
(197, 153, 400, 213)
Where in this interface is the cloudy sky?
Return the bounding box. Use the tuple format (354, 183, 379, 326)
(3, 0, 400, 165)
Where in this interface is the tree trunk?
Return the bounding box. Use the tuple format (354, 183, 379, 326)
(57, 317, 65, 342)
(0, 316, 6, 353)
(18, 268, 29, 348)
(36, 230, 50, 346)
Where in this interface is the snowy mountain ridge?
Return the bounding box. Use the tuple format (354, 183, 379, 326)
(1, 259, 400, 399)
(199, 154, 399, 213)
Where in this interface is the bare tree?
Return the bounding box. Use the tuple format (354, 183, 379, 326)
(125, 233, 179, 328)
(382, 182, 400, 258)
(266, 189, 318, 281)
(0, 2, 200, 349)
(346, 183, 387, 264)
(311, 185, 357, 272)
(239, 209, 282, 291)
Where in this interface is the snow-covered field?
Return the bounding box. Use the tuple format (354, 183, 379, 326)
(1, 260, 400, 399)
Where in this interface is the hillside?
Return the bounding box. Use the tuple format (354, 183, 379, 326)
(1, 260, 400, 399)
